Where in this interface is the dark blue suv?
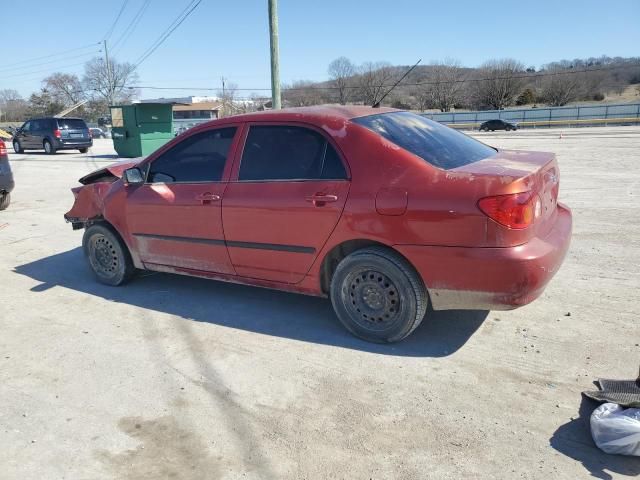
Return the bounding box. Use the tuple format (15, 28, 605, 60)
(12, 117, 92, 154)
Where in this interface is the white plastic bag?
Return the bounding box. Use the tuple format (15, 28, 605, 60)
(590, 402, 640, 456)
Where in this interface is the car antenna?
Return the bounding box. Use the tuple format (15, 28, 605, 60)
(372, 59, 422, 108)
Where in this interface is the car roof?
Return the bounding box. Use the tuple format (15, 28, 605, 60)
(214, 105, 399, 125)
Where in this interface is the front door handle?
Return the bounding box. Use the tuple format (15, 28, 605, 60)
(196, 192, 221, 204)
(305, 194, 338, 207)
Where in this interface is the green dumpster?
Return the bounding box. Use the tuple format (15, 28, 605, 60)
(110, 103, 173, 158)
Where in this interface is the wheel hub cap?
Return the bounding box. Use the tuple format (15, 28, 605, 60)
(347, 270, 400, 328)
(92, 236, 118, 275)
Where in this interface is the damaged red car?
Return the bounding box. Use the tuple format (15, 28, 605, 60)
(65, 107, 572, 343)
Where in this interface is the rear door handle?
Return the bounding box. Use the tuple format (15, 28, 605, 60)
(305, 194, 338, 207)
(196, 192, 221, 204)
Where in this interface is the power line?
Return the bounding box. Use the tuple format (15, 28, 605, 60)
(111, 0, 152, 55)
(1, 43, 101, 69)
(133, 0, 202, 69)
(0, 61, 96, 81)
(103, 0, 129, 41)
(0, 51, 101, 74)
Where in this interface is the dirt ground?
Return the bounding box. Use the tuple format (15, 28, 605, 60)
(1, 127, 639, 479)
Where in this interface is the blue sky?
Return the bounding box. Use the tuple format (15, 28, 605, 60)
(2, 0, 639, 99)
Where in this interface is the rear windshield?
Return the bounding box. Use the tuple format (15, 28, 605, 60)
(352, 111, 496, 170)
(56, 119, 87, 130)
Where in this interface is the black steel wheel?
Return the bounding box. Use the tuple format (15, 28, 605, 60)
(83, 224, 135, 286)
(330, 247, 428, 343)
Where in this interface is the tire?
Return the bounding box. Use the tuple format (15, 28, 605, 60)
(43, 139, 56, 155)
(0, 192, 10, 211)
(13, 140, 23, 153)
(82, 224, 135, 286)
(330, 247, 428, 343)
(79, 148, 88, 153)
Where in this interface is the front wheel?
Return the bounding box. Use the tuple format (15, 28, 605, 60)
(82, 224, 135, 286)
(79, 148, 88, 153)
(0, 192, 10, 211)
(13, 140, 23, 153)
(330, 247, 428, 343)
(43, 139, 56, 155)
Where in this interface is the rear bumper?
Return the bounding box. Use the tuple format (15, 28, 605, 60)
(394, 204, 572, 310)
(0, 159, 14, 193)
(54, 139, 93, 149)
(0, 177, 14, 193)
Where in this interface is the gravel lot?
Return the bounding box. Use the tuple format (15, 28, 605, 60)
(1, 127, 639, 479)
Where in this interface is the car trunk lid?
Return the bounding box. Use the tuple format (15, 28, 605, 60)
(451, 149, 560, 245)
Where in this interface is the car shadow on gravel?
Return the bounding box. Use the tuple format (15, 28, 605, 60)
(550, 395, 640, 479)
(14, 248, 488, 357)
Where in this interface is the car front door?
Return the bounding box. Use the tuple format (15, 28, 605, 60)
(222, 123, 350, 284)
(124, 126, 240, 274)
(18, 121, 34, 148)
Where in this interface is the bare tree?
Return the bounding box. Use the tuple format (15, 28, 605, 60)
(540, 68, 581, 106)
(421, 59, 465, 112)
(328, 57, 355, 105)
(283, 80, 325, 107)
(218, 81, 239, 117)
(474, 59, 525, 109)
(42, 73, 85, 107)
(0, 89, 28, 122)
(82, 57, 138, 107)
(355, 62, 395, 106)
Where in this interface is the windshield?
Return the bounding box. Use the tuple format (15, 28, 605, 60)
(56, 119, 87, 130)
(353, 111, 496, 170)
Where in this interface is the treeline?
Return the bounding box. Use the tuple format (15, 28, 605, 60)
(1, 55, 639, 123)
(281, 55, 640, 111)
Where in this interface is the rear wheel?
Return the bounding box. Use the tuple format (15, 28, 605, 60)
(83, 224, 135, 286)
(13, 140, 23, 153)
(43, 139, 56, 155)
(330, 247, 428, 343)
(79, 147, 88, 153)
(0, 192, 10, 211)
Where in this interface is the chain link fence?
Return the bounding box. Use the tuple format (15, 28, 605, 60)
(422, 103, 640, 129)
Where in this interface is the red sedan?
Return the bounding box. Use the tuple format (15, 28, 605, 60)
(65, 106, 572, 342)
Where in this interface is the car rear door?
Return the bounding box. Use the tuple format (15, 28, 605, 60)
(222, 123, 350, 284)
(124, 126, 240, 274)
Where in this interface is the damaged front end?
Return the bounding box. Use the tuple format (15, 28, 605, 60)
(64, 159, 140, 229)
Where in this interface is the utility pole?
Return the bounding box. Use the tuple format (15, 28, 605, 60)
(103, 39, 113, 106)
(268, 0, 281, 109)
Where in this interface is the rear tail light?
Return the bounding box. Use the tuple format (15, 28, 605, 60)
(478, 191, 540, 229)
(53, 129, 62, 139)
(0, 139, 6, 156)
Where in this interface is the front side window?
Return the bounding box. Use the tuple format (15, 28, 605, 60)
(238, 125, 347, 181)
(22, 121, 32, 132)
(353, 111, 497, 170)
(147, 127, 236, 183)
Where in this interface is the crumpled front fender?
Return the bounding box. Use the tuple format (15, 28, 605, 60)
(64, 182, 114, 224)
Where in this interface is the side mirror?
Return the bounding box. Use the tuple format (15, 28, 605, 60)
(123, 167, 144, 185)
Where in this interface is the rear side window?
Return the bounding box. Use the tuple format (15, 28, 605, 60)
(57, 119, 87, 130)
(353, 111, 496, 170)
(148, 127, 236, 183)
(239, 125, 347, 181)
